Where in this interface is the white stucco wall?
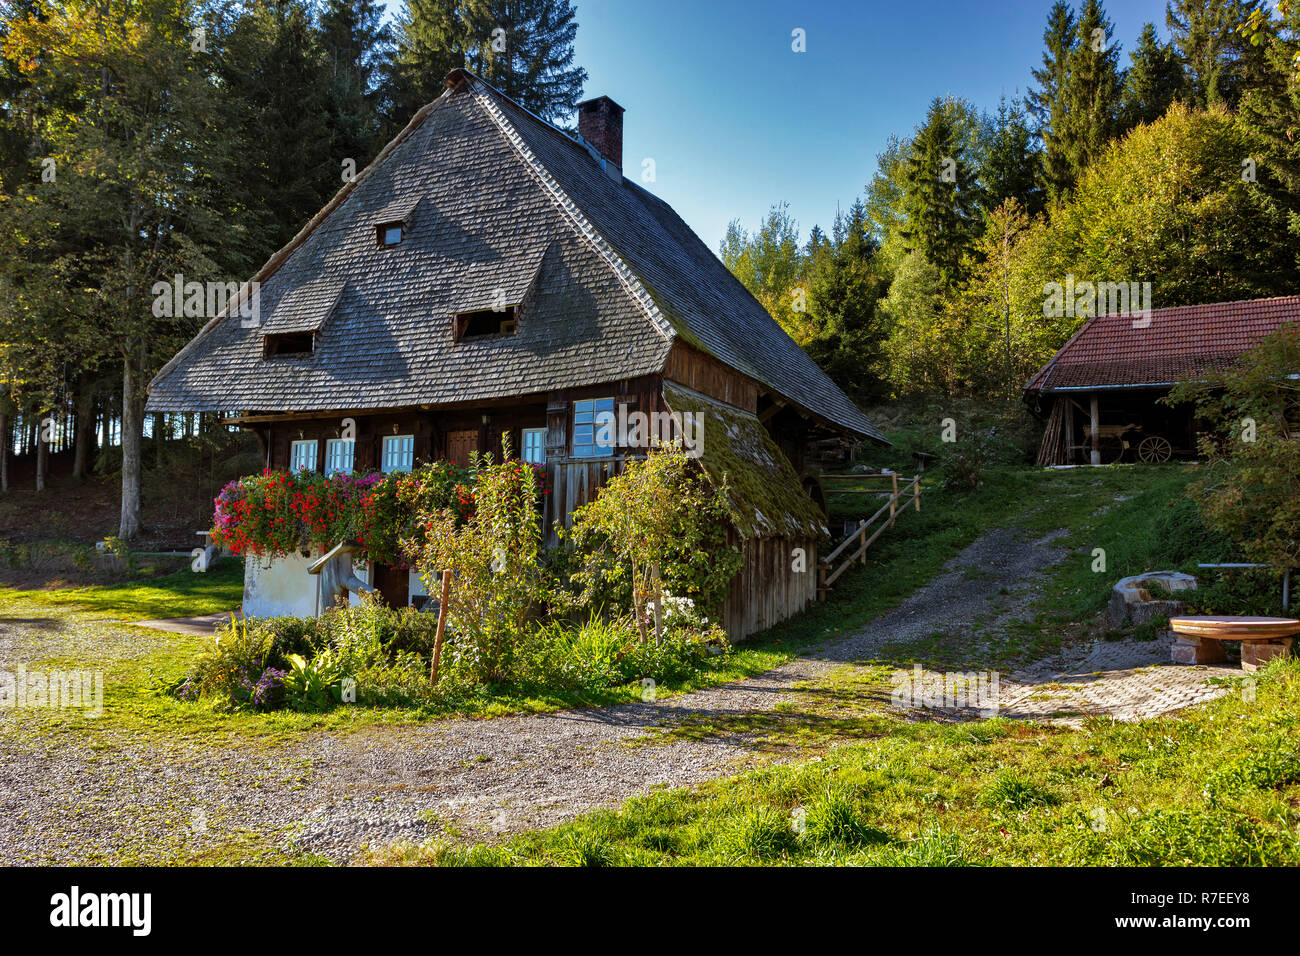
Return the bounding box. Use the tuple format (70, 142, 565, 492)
(242, 551, 372, 618)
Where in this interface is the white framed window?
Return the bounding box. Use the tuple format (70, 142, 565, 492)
(573, 397, 615, 458)
(290, 440, 317, 473)
(382, 434, 414, 473)
(324, 438, 355, 475)
(522, 427, 546, 465)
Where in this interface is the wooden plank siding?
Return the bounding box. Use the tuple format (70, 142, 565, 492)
(663, 342, 758, 412)
(722, 536, 818, 641)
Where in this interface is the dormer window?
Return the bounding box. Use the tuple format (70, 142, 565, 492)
(263, 331, 314, 357)
(454, 305, 517, 342)
(377, 221, 404, 246)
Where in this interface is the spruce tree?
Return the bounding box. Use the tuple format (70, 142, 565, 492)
(387, 0, 478, 128)
(1167, 0, 1269, 108)
(1029, 1, 1077, 201)
(1120, 22, 1187, 129)
(218, 0, 336, 260)
(1056, 0, 1123, 191)
(466, 0, 587, 122)
(319, 0, 392, 165)
(899, 97, 983, 285)
(980, 96, 1044, 218)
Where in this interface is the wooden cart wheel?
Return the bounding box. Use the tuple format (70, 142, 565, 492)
(1138, 434, 1173, 463)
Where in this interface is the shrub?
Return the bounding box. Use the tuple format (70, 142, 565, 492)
(174, 612, 287, 712)
(172, 601, 442, 711)
(408, 440, 550, 684)
(563, 449, 742, 641)
(1169, 324, 1300, 570)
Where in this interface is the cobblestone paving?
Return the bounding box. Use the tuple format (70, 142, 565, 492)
(894, 638, 1240, 726)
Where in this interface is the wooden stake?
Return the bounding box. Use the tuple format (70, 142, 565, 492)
(651, 562, 663, 644)
(430, 569, 452, 683)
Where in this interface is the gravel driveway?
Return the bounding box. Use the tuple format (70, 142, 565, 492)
(0, 526, 1230, 864)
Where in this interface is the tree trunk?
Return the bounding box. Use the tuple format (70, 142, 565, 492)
(35, 418, 48, 492)
(120, 352, 144, 539)
(72, 386, 94, 480)
(0, 410, 8, 493)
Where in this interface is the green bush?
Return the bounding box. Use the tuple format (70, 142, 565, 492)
(168, 596, 730, 712)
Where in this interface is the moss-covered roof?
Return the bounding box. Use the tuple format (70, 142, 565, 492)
(663, 383, 828, 541)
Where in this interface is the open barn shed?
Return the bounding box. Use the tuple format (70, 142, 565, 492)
(1025, 296, 1300, 465)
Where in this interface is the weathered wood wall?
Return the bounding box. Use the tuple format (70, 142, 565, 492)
(721, 536, 818, 642)
(260, 403, 548, 473)
(663, 343, 758, 412)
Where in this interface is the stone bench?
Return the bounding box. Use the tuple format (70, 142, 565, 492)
(1169, 616, 1300, 672)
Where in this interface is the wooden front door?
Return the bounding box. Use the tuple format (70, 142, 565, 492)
(446, 429, 479, 467)
(371, 563, 409, 608)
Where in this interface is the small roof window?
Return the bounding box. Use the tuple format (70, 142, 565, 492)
(377, 221, 404, 247)
(263, 331, 314, 357)
(454, 305, 517, 342)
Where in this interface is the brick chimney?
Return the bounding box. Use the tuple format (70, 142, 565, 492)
(577, 95, 624, 172)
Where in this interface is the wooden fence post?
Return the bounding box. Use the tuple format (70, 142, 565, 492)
(914, 475, 921, 511)
(817, 562, 827, 602)
(430, 569, 452, 683)
(890, 472, 899, 527)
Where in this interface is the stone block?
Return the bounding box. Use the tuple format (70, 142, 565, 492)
(1170, 634, 1228, 665)
(1241, 638, 1294, 673)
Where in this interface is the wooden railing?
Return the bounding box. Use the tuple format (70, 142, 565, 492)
(817, 473, 921, 600)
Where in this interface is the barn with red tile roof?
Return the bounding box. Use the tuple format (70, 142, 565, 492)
(1025, 295, 1300, 465)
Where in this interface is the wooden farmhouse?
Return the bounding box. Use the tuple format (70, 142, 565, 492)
(1026, 295, 1299, 466)
(147, 69, 886, 640)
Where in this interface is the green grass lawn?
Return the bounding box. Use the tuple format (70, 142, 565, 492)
(372, 659, 1300, 866)
(0, 560, 245, 620)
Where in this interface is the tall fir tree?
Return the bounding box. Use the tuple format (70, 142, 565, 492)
(979, 95, 1044, 218)
(1167, 0, 1269, 108)
(1029, 1, 1078, 201)
(804, 202, 891, 402)
(1236, 2, 1300, 237)
(218, 0, 336, 262)
(899, 97, 983, 285)
(466, 0, 586, 122)
(390, 0, 585, 127)
(1055, 0, 1124, 192)
(388, 0, 480, 129)
(319, 0, 391, 166)
(1120, 22, 1187, 128)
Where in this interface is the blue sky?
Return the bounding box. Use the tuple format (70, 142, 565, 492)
(568, 0, 1173, 250)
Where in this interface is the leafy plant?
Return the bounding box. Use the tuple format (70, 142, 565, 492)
(562, 449, 741, 642)
(407, 438, 549, 684)
(282, 651, 347, 711)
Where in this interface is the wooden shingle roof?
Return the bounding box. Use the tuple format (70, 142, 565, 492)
(148, 72, 882, 442)
(1025, 295, 1300, 393)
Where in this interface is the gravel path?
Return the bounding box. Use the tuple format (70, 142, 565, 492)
(0, 526, 1233, 864)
